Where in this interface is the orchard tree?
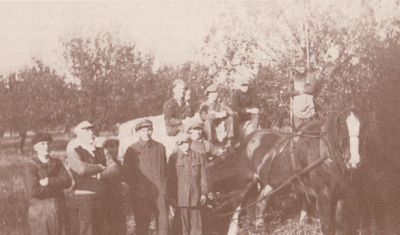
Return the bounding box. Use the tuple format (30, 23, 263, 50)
(63, 32, 156, 129)
(7, 60, 67, 153)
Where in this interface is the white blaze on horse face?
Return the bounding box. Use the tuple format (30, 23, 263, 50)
(346, 112, 361, 168)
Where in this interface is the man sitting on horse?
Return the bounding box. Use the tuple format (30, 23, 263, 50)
(231, 76, 260, 139)
(287, 66, 320, 130)
(199, 84, 235, 151)
(163, 79, 194, 136)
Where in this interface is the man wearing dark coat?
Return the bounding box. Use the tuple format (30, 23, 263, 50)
(163, 79, 194, 136)
(168, 134, 208, 235)
(123, 119, 169, 235)
(25, 133, 72, 235)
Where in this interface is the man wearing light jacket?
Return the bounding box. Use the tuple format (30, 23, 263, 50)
(66, 121, 118, 235)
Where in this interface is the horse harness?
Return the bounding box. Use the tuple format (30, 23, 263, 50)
(220, 128, 351, 218)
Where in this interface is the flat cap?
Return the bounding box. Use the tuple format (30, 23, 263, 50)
(135, 119, 153, 131)
(32, 133, 53, 145)
(185, 120, 204, 133)
(102, 137, 119, 148)
(176, 133, 191, 145)
(74, 120, 94, 134)
(204, 84, 217, 96)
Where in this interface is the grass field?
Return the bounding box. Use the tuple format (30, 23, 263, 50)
(0, 133, 321, 235)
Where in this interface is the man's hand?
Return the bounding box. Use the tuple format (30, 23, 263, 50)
(200, 194, 207, 205)
(216, 111, 227, 118)
(90, 173, 101, 180)
(39, 177, 49, 186)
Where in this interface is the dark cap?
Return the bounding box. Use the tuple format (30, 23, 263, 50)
(176, 133, 191, 145)
(185, 121, 204, 133)
(135, 119, 153, 131)
(102, 138, 119, 149)
(32, 133, 53, 146)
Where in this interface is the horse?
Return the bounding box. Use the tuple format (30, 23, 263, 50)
(205, 99, 375, 234)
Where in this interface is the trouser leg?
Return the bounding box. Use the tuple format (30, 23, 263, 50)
(204, 119, 215, 141)
(190, 208, 202, 235)
(133, 197, 152, 235)
(156, 195, 169, 235)
(75, 194, 106, 235)
(180, 208, 190, 235)
(225, 116, 235, 139)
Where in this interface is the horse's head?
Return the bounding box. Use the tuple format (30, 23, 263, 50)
(326, 103, 368, 170)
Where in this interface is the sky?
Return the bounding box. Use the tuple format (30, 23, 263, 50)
(0, 1, 228, 76)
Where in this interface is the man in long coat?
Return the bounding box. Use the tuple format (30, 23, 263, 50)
(123, 119, 169, 235)
(168, 134, 208, 235)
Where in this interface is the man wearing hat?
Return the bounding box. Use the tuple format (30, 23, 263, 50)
(185, 119, 226, 160)
(122, 119, 169, 235)
(199, 84, 235, 149)
(163, 79, 194, 136)
(24, 133, 72, 235)
(168, 133, 208, 235)
(66, 121, 115, 235)
(231, 76, 260, 138)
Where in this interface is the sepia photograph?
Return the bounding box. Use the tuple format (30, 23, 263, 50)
(1, 1, 400, 234)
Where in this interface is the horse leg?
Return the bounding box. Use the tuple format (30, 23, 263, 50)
(299, 193, 317, 224)
(317, 193, 336, 235)
(335, 199, 345, 235)
(253, 185, 273, 230)
(227, 206, 242, 235)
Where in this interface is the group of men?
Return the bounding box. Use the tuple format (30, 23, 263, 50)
(24, 72, 318, 235)
(163, 78, 261, 153)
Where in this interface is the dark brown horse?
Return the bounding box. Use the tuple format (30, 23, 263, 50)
(206, 101, 377, 234)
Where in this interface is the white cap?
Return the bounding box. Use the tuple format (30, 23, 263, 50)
(73, 121, 94, 134)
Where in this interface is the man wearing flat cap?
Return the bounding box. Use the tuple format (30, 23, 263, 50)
(168, 133, 208, 235)
(66, 121, 117, 235)
(163, 79, 194, 136)
(24, 133, 72, 235)
(231, 76, 260, 139)
(199, 84, 235, 150)
(122, 119, 169, 235)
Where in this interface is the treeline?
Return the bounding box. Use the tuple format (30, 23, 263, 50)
(1, 1, 400, 155)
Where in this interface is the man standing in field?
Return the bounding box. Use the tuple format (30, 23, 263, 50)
(163, 79, 193, 136)
(122, 119, 169, 235)
(168, 133, 208, 235)
(25, 133, 72, 235)
(66, 121, 115, 235)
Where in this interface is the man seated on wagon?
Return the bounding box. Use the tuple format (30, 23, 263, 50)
(163, 79, 194, 136)
(199, 84, 236, 151)
(231, 76, 260, 138)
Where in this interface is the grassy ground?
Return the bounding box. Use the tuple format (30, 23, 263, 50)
(0, 134, 321, 235)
